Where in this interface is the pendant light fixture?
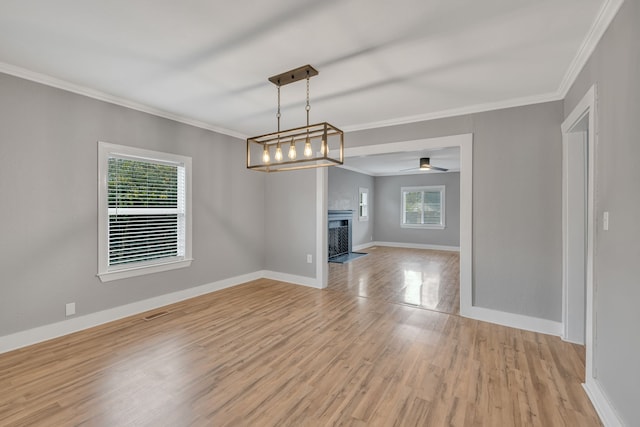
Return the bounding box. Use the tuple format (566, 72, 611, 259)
(246, 65, 344, 172)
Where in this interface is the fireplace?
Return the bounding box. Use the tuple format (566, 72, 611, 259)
(328, 210, 353, 260)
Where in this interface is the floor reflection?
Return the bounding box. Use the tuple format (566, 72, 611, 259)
(402, 269, 423, 306)
(328, 246, 460, 315)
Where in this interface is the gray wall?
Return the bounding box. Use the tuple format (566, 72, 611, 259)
(264, 169, 317, 278)
(564, 1, 640, 424)
(0, 73, 265, 336)
(346, 101, 563, 321)
(328, 167, 375, 247)
(374, 173, 460, 247)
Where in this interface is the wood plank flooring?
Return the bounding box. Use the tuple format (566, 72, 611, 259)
(329, 246, 460, 315)
(0, 249, 601, 426)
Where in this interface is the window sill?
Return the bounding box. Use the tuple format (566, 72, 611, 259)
(401, 224, 445, 230)
(98, 258, 193, 282)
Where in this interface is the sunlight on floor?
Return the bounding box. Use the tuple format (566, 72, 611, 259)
(328, 246, 460, 315)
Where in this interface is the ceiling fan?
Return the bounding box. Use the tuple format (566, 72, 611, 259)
(402, 157, 449, 172)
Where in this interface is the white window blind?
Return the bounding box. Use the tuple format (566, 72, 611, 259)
(108, 157, 185, 266)
(401, 186, 445, 229)
(98, 142, 192, 282)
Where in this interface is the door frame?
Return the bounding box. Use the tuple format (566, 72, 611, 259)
(316, 133, 473, 315)
(561, 85, 596, 380)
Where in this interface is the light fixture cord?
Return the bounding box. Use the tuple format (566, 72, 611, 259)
(306, 71, 310, 126)
(277, 80, 281, 133)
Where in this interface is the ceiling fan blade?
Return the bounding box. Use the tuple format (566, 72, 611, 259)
(430, 165, 448, 172)
(400, 167, 419, 171)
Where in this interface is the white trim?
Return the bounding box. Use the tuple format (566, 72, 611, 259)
(374, 242, 459, 252)
(458, 134, 473, 316)
(328, 134, 473, 316)
(0, 271, 264, 354)
(583, 379, 625, 427)
(0, 0, 622, 143)
(341, 92, 561, 133)
(337, 164, 374, 177)
(98, 259, 193, 282)
(343, 135, 471, 158)
(465, 306, 563, 336)
(353, 242, 376, 252)
(557, 0, 625, 97)
(97, 141, 193, 282)
(262, 270, 322, 289)
(315, 168, 328, 289)
(340, 0, 623, 134)
(0, 61, 247, 140)
(561, 86, 597, 381)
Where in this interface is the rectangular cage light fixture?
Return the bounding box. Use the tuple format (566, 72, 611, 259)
(246, 65, 344, 172)
(247, 122, 343, 172)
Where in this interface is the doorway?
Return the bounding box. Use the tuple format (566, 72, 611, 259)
(316, 133, 473, 316)
(561, 85, 596, 381)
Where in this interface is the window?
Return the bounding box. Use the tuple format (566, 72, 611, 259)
(358, 187, 369, 221)
(98, 142, 192, 282)
(401, 185, 445, 229)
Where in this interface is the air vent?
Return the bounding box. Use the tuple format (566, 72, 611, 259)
(143, 311, 169, 321)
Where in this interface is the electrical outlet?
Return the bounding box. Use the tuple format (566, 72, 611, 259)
(65, 302, 76, 316)
(306, 254, 313, 263)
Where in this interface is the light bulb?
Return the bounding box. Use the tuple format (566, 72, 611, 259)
(304, 138, 313, 158)
(262, 146, 270, 164)
(288, 140, 297, 160)
(274, 142, 283, 162)
(321, 129, 328, 155)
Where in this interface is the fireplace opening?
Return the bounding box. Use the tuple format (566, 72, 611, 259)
(329, 219, 350, 258)
(327, 210, 367, 264)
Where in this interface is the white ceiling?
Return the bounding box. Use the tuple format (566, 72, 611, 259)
(343, 147, 460, 176)
(0, 0, 609, 138)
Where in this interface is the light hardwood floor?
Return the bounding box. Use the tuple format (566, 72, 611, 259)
(329, 246, 460, 315)
(0, 249, 600, 426)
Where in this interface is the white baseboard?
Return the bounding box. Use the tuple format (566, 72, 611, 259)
(0, 271, 264, 354)
(583, 379, 624, 427)
(374, 241, 460, 252)
(561, 335, 585, 345)
(353, 241, 376, 252)
(0, 269, 325, 355)
(260, 270, 321, 289)
(461, 305, 563, 336)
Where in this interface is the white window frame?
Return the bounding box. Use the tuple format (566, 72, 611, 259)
(401, 185, 445, 229)
(97, 141, 193, 282)
(358, 187, 369, 221)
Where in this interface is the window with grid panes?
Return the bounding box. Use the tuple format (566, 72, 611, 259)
(401, 186, 445, 229)
(98, 142, 192, 282)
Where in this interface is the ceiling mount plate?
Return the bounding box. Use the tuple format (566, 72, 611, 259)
(268, 64, 318, 87)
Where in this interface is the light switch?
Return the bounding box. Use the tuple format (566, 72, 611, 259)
(603, 211, 609, 231)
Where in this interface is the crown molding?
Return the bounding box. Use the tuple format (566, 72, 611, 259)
(341, 0, 623, 134)
(336, 164, 375, 177)
(557, 0, 624, 97)
(1, 0, 622, 139)
(0, 61, 248, 140)
(341, 91, 562, 133)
